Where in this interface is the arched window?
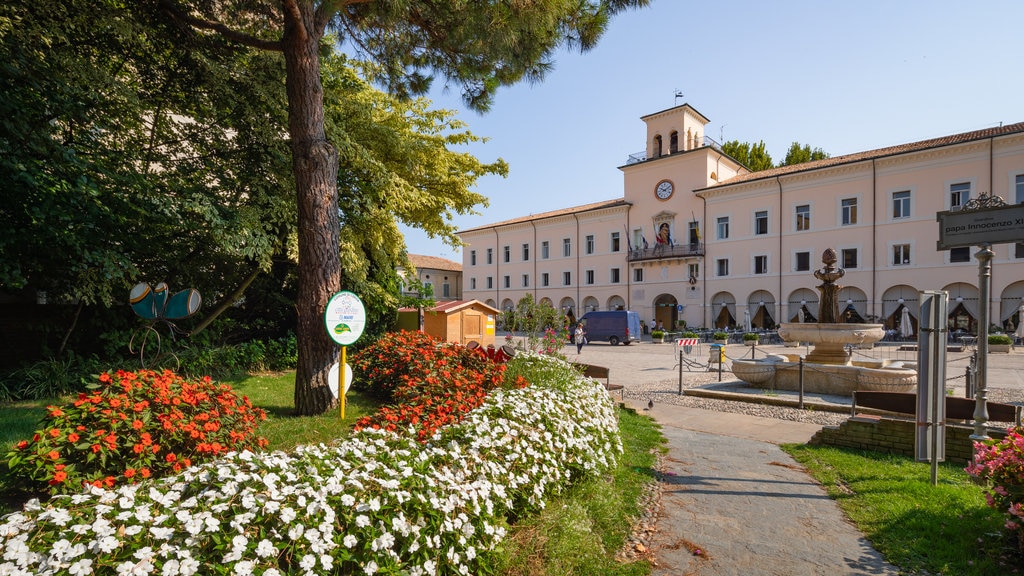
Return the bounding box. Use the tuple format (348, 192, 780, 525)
(669, 131, 678, 153)
(653, 135, 663, 157)
(686, 129, 692, 150)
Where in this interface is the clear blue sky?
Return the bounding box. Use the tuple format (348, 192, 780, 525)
(399, 0, 1024, 261)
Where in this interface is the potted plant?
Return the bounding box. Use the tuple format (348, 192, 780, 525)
(743, 332, 759, 346)
(713, 331, 729, 345)
(651, 329, 665, 343)
(989, 333, 1013, 353)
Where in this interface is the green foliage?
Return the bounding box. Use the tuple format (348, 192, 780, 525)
(713, 331, 729, 340)
(781, 141, 830, 166)
(721, 139, 774, 171)
(681, 331, 699, 338)
(650, 330, 665, 339)
(7, 369, 267, 496)
(742, 332, 759, 341)
(989, 334, 1013, 345)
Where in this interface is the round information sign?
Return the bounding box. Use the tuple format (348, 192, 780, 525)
(324, 291, 366, 346)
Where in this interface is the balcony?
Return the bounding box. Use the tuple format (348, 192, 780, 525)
(627, 243, 705, 262)
(625, 135, 724, 165)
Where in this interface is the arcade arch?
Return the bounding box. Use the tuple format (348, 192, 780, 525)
(787, 288, 818, 322)
(711, 291, 736, 329)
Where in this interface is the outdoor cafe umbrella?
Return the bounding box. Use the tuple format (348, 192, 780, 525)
(743, 308, 752, 332)
(900, 306, 913, 339)
(1017, 304, 1024, 341)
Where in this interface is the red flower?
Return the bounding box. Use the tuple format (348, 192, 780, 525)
(67, 433, 79, 443)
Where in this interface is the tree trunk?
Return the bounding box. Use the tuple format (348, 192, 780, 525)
(283, 6, 339, 416)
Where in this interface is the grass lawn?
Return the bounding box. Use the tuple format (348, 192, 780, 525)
(784, 444, 1022, 575)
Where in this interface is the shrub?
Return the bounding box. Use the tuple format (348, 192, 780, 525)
(0, 354, 621, 576)
(713, 331, 729, 340)
(351, 331, 528, 442)
(967, 428, 1024, 545)
(743, 332, 759, 341)
(6, 369, 268, 495)
(989, 334, 1013, 345)
(681, 331, 699, 338)
(650, 330, 665, 339)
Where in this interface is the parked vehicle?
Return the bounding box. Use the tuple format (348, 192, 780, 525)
(578, 310, 641, 345)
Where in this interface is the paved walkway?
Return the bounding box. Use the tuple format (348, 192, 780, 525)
(555, 338, 1024, 575)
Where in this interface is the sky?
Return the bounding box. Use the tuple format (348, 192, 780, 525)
(399, 0, 1024, 262)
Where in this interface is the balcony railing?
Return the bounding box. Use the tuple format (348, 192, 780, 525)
(627, 243, 704, 262)
(625, 135, 724, 165)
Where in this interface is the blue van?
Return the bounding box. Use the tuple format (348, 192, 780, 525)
(579, 310, 642, 345)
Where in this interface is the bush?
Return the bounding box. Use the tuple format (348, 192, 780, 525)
(713, 331, 729, 340)
(6, 369, 268, 495)
(351, 330, 527, 442)
(650, 330, 665, 339)
(743, 332, 759, 341)
(967, 428, 1024, 544)
(989, 334, 1013, 345)
(681, 331, 699, 338)
(0, 354, 621, 576)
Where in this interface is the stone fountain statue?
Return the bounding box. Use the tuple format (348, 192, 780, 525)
(813, 248, 844, 323)
(730, 249, 916, 395)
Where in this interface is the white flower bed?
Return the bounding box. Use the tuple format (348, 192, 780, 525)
(0, 354, 622, 575)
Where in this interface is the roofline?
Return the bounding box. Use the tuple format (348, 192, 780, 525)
(457, 199, 632, 235)
(640, 102, 710, 124)
(694, 121, 1024, 193)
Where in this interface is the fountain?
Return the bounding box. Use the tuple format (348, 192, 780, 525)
(731, 248, 917, 395)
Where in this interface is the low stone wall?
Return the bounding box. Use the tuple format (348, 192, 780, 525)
(809, 415, 1009, 463)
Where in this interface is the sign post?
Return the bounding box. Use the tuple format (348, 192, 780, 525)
(936, 194, 1020, 442)
(915, 291, 947, 486)
(324, 291, 366, 420)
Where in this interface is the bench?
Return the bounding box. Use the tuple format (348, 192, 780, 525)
(851, 391, 1021, 425)
(574, 363, 623, 398)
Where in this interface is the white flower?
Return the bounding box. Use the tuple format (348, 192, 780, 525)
(68, 558, 93, 576)
(355, 515, 370, 528)
(279, 507, 296, 524)
(299, 554, 316, 570)
(363, 560, 378, 575)
(343, 534, 357, 548)
(255, 539, 277, 558)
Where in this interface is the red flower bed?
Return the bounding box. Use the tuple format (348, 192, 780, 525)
(351, 331, 527, 441)
(7, 369, 268, 495)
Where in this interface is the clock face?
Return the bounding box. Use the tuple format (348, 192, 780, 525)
(655, 180, 674, 200)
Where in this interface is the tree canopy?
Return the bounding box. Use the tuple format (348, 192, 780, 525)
(721, 139, 830, 172)
(2, 0, 649, 414)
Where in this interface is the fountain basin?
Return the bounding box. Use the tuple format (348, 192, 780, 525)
(732, 355, 917, 396)
(776, 322, 885, 365)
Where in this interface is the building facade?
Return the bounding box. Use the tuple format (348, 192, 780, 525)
(459, 103, 1024, 334)
(399, 254, 463, 302)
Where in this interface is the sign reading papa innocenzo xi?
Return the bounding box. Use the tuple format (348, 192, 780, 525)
(936, 197, 1024, 250)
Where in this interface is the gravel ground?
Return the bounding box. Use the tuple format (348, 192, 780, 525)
(615, 370, 1024, 428)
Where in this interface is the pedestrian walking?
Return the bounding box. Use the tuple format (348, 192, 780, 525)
(574, 323, 587, 354)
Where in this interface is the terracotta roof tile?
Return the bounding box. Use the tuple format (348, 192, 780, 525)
(458, 198, 630, 234)
(406, 254, 462, 272)
(703, 122, 1024, 190)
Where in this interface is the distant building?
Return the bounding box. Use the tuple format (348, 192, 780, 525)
(399, 254, 463, 301)
(459, 103, 1024, 334)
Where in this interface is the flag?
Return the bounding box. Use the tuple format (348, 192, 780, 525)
(624, 225, 632, 251)
(642, 236, 649, 249)
(691, 211, 701, 241)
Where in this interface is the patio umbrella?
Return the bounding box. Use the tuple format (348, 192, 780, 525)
(1017, 305, 1024, 341)
(900, 306, 913, 339)
(743, 308, 752, 332)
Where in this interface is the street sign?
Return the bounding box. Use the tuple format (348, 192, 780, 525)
(936, 203, 1024, 249)
(324, 291, 366, 346)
